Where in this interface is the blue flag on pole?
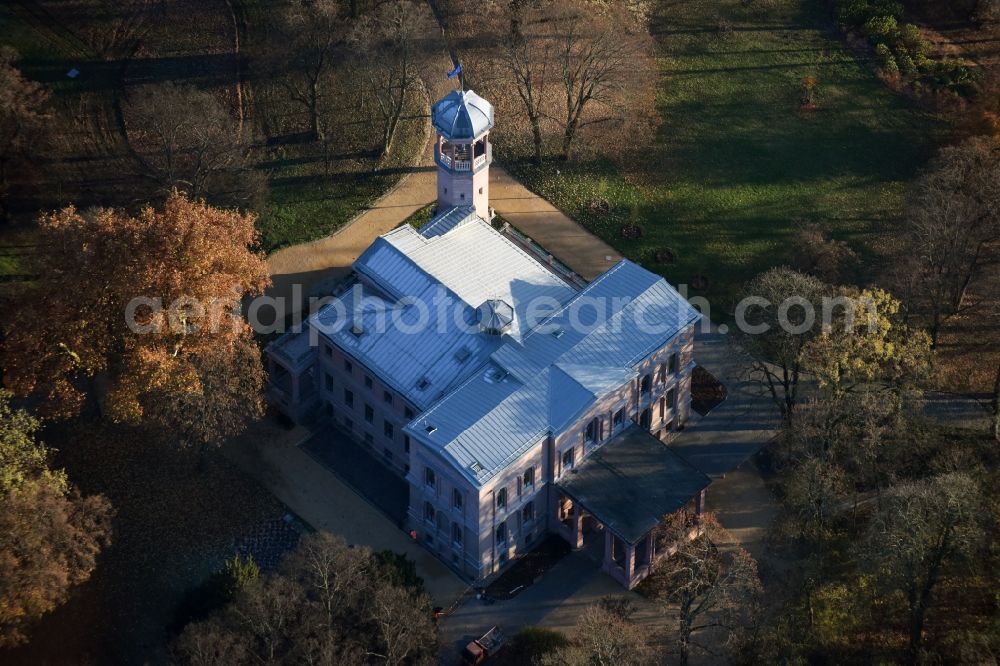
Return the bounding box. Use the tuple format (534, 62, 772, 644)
(447, 63, 462, 79)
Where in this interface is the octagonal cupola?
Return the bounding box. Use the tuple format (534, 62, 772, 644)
(432, 89, 494, 219)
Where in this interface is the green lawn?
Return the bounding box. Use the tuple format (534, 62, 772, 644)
(232, 0, 428, 253)
(505, 0, 946, 315)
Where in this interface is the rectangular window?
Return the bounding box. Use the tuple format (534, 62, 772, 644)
(666, 388, 676, 411)
(343, 358, 353, 373)
(452, 522, 463, 547)
(584, 418, 598, 444)
(425, 468, 436, 488)
(641, 374, 652, 395)
(452, 488, 463, 510)
(364, 375, 373, 390)
(344, 389, 354, 408)
(324, 344, 332, 358)
(404, 435, 410, 453)
(496, 521, 507, 545)
(404, 407, 415, 420)
(613, 408, 624, 430)
(496, 488, 507, 510)
(424, 501, 435, 523)
(324, 373, 333, 391)
(383, 390, 393, 405)
(364, 404, 374, 424)
(523, 467, 535, 490)
(384, 421, 393, 439)
(522, 501, 534, 524)
(669, 352, 679, 374)
(561, 448, 575, 472)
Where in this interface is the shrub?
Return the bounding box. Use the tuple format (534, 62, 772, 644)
(170, 554, 260, 632)
(896, 50, 918, 77)
(374, 550, 424, 591)
(897, 23, 928, 59)
(495, 627, 569, 665)
(862, 14, 899, 43)
(875, 43, 899, 73)
(837, 0, 903, 26)
(920, 59, 980, 95)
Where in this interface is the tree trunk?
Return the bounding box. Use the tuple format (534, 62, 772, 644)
(992, 363, 1000, 442)
(308, 78, 322, 141)
(908, 600, 928, 664)
(530, 114, 543, 165)
(560, 116, 579, 161)
(677, 601, 693, 666)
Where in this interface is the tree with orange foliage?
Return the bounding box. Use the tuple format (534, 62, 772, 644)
(0, 391, 113, 647)
(0, 192, 270, 445)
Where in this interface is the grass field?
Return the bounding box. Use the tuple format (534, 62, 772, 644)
(505, 0, 946, 314)
(232, 0, 429, 253)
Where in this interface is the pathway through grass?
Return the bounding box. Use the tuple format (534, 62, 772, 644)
(506, 0, 945, 314)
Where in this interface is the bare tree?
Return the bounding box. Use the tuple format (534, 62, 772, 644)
(367, 584, 436, 665)
(126, 82, 265, 207)
(550, 1, 648, 161)
(280, 0, 348, 140)
(732, 267, 832, 420)
(499, 1, 554, 165)
(173, 532, 437, 666)
(893, 137, 1000, 347)
(858, 473, 981, 662)
(0, 48, 50, 223)
(539, 603, 650, 666)
(351, 0, 430, 157)
(647, 513, 762, 666)
(80, 0, 162, 61)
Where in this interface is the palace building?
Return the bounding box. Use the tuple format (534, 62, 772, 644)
(266, 89, 711, 589)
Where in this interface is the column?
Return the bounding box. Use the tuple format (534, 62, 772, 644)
(603, 529, 613, 571)
(571, 502, 584, 549)
(695, 489, 706, 517)
(623, 542, 636, 587)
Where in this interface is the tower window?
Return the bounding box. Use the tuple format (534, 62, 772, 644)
(460, 193, 465, 200)
(479, 187, 483, 194)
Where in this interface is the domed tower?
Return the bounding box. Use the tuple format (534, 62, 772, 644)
(431, 89, 494, 219)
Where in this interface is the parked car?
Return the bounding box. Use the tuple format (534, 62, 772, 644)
(461, 626, 506, 665)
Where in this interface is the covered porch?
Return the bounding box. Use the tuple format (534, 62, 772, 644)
(555, 426, 711, 589)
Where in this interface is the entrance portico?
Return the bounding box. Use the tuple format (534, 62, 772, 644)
(555, 426, 711, 588)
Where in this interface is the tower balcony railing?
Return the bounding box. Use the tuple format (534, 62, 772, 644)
(435, 145, 489, 172)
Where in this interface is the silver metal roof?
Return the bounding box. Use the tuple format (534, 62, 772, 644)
(410, 260, 702, 486)
(308, 210, 577, 410)
(432, 89, 494, 140)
